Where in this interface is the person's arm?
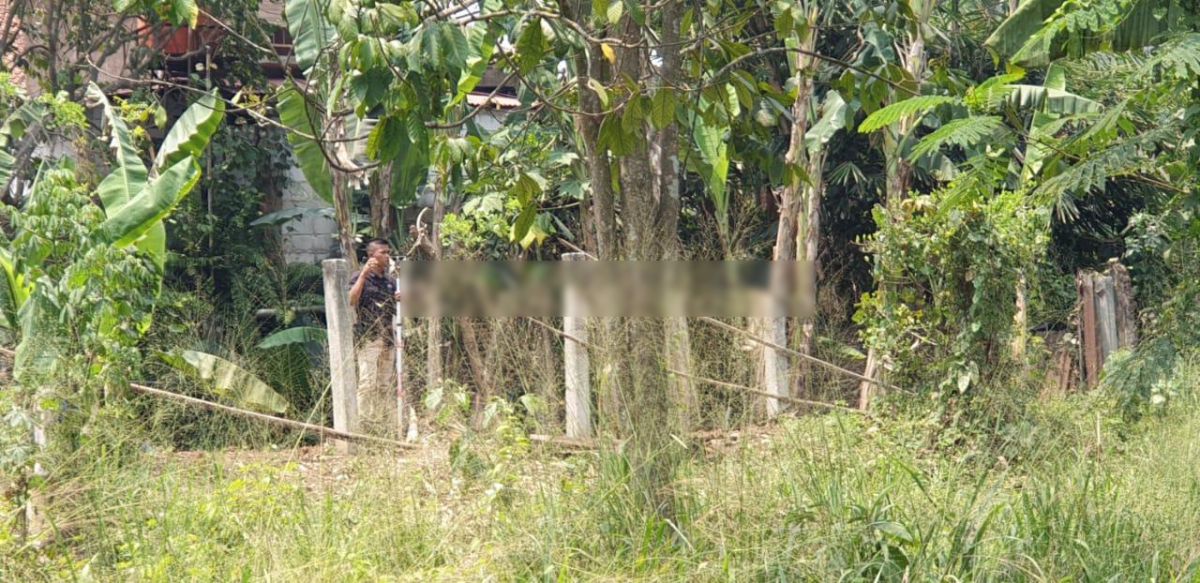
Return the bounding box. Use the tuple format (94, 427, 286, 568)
(349, 272, 367, 308)
(349, 257, 382, 307)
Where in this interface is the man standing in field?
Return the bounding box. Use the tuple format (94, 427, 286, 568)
(348, 238, 401, 437)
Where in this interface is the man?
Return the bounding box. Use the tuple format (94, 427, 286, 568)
(348, 238, 402, 437)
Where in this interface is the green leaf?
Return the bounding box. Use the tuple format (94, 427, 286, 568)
(88, 83, 148, 211)
(162, 350, 290, 413)
(592, 0, 610, 23)
(693, 119, 730, 234)
(622, 93, 646, 134)
(597, 115, 634, 155)
(606, 0, 624, 24)
(1142, 33, 1200, 81)
(367, 115, 404, 161)
(100, 157, 202, 247)
(805, 91, 850, 153)
(587, 78, 610, 108)
(164, 0, 200, 28)
(510, 204, 537, 244)
(1005, 85, 1102, 115)
(650, 89, 676, 130)
(137, 223, 168, 271)
(516, 18, 547, 74)
(390, 111, 431, 206)
(285, 0, 337, 73)
(859, 95, 960, 134)
(154, 90, 225, 171)
(259, 326, 327, 348)
(277, 82, 333, 204)
(0, 245, 30, 330)
(0, 149, 14, 193)
(873, 521, 916, 544)
(449, 25, 498, 110)
(909, 116, 1005, 160)
(1044, 63, 1067, 91)
(983, 0, 1063, 62)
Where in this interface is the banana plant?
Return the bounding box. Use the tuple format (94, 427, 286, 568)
(87, 82, 225, 270)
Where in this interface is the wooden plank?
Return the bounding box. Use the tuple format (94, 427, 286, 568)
(322, 259, 359, 454)
(1077, 272, 1100, 389)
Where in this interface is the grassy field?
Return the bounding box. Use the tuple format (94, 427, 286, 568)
(3, 359, 1200, 581)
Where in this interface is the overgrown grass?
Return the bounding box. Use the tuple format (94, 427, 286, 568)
(4, 358, 1200, 581)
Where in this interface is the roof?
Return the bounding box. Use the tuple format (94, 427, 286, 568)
(466, 92, 521, 109)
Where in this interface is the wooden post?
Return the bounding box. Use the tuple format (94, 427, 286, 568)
(1077, 272, 1100, 389)
(322, 259, 359, 453)
(24, 418, 48, 541)
(762, 315, 788, 418)
(1012, 272, 1028, 360)
(1109, 261, 1138, 349)
(762, 264, 789, 418)
(1094, 273, 1119, 366)
(563, 252, 593, 439)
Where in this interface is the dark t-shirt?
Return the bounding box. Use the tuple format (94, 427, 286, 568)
(349, 271, 396, 342)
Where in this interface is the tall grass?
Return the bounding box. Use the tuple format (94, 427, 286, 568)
(4, 359, 1200, 581)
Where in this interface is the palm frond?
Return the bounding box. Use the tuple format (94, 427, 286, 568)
(1140, 32, 1200, 81)
(858, 96, 962, 134)
(1034, 124, 1175, 219)
(910, 116, 1006, 160)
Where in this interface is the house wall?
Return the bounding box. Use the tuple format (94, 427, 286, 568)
(279, 162, 339, 264)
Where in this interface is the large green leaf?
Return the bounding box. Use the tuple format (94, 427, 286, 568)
(805, 92, 851, 153)
(161, 350, 290, 414)
(88, 83, 149, 211)
(448, 25, 497, 110)
(258, 326, 327, 349)
(390, 112, 430, 206)
(1005, 85, 1102, 115)
(155, 90, 226, 171)
(984, 0, 1063, 63)
(277, 82, 334, 203)
(285, 0, 336, 74)
(0, 101, 46, 149)
(99, 157, 202, 247)
(0, 245, 30, 331)
(693, 119, 730, 233)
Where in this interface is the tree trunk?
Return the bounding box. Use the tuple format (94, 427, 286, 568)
(332, 170, 359, 271)
(615, 5, 679, 517)
(369, 163, 395, 239)
(797, 148, 825, 397)
(560, 0, 616, 260)
(459, 317, 494, 421)
(768, 14, 818, 410)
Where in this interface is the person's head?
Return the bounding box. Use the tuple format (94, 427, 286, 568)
(365, 239, 390, 271)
